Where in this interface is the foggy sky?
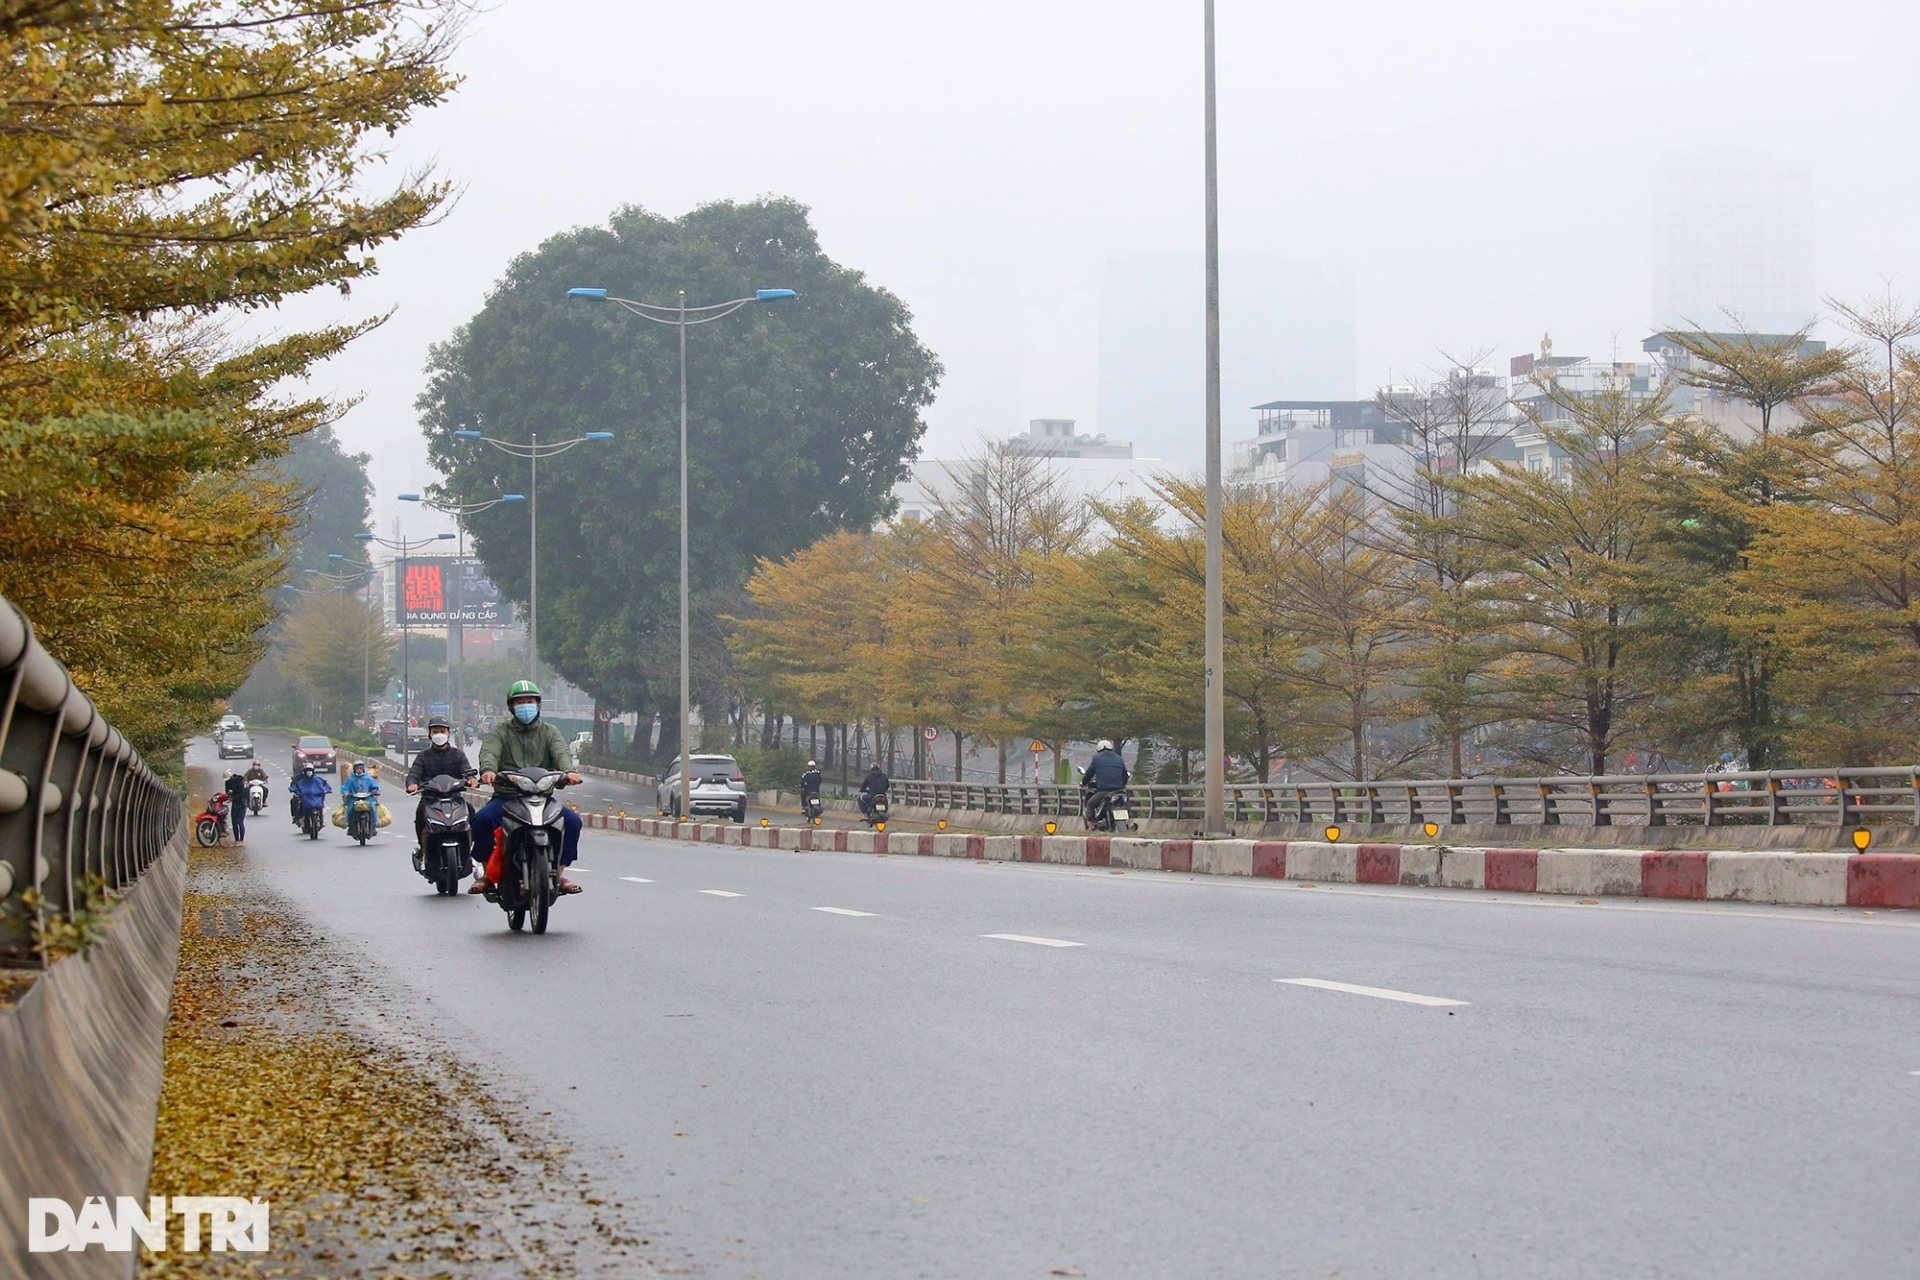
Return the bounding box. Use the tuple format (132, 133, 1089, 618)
(256, 0, 1920, 539)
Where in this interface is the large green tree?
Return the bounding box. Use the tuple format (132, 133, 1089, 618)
(417, 197, 942, 717)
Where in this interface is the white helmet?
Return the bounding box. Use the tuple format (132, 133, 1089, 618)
(1097, 739, 1115, 752)
(807, 760, 817, 769)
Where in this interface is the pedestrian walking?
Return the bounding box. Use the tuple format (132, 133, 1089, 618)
(223, 768, 249, 845)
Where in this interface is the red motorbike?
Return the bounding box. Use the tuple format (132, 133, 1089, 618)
(194, 792, 232, 847)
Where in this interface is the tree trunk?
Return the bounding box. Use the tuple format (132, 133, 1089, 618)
(654, 715, 680, 768)
(839, 723, 850, 791)
(997, 738, 1007, 784)
(954, 732, 964, 783)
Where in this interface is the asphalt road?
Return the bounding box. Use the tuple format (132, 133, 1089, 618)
(190, 736, 1920, 1278)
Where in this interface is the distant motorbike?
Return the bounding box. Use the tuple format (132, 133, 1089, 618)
(482, 767, 571, 934)
(193, 792, 232, 847)
(246, 778, 268, 815)
(344, 791, 379, 845)
(802, 792, 824, 825)
(414, 773, 475, 896)
(859, 791, 889, 830)
(1083, 787, 1135, 833)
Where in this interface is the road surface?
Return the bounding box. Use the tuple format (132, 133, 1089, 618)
(189, 737, 1920, 1278)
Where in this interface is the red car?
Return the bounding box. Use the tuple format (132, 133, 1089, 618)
(292, 734, 337, 774)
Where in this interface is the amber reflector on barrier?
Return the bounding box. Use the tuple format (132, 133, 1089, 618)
(1853, 827, 1871, 851)
(1045, 821, 1057, 835)
(1324, 825, 1341, 842)
(1424, 822, 1439, 837)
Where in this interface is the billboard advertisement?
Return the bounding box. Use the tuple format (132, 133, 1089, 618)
(397, 557, 508, 625)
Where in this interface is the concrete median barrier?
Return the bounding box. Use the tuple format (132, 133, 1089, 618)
(579, 810, 1920, 911)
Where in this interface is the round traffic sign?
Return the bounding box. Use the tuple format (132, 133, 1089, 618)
(922, 726, 939, 742)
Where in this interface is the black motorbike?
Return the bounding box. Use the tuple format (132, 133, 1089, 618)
(802, 792, 824, 825)
(298, 801, 325, 841)
(344, 790, 379, 846)
(483, 767, 571, 934)
(413, 773, 476, 896)
(859, 791, 889, 829)
(1083, 787, 1135, 833)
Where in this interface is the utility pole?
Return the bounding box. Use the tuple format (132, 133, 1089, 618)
(1202, 0, 1227, 835)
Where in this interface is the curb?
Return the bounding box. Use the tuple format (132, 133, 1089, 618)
(576, 814, 1920, 910)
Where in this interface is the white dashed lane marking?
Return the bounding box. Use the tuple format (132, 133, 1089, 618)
(812, 907, 876, 917)
(620, 877, 654, 884)
(982, 933, 1083, 948)
(1276, 978, 1467, 1007)
(699, 890, 744, 898)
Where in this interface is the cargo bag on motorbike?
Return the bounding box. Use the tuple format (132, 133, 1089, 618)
(376, 802, 393, 828)
(330, 804, 346, 828)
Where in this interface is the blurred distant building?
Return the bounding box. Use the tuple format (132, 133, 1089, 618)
(1099, 253, 1355, 470)
(1508, 339, 1661, 479)
(1004, 417, 1134, 460)
(1653, 151, 1815, 334)
(1641, 329, 1828, 438)
(891, 419, 1159, 523)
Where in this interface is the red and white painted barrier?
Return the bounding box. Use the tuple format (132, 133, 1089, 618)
(575, 814, 1920, 910)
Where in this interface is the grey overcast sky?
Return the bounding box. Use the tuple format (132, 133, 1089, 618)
(267, 0, 1920, 538)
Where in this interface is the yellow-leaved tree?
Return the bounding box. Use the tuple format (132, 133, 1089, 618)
(0, 1, 458, 767)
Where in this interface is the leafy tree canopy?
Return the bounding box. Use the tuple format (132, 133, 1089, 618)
(418, 197, 942, 713)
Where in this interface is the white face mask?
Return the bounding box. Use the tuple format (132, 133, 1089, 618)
(430, 732, 449, 747)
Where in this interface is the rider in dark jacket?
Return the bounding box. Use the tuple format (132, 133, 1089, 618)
(858, 764, 889, 817)
(405, 715, 475, 850)
(1082, 741, 1129, 792)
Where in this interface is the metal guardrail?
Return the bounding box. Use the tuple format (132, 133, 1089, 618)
(0, 597, 181, 966)
(887, 769, 1920, 829)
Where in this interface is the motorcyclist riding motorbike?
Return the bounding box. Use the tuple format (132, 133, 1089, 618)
(245, 759, 269, 787)
(1081, 739, 1129, 827)
(858, 763, 889, 821)
(799, 760, 823, 815)
(340, 761, 381, 836)
(289, 764, 331, 825)
(406, 714, 476, 853)
(469, 680, 584, 895)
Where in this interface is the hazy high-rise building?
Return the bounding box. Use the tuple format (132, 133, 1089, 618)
(1098, 253, 1355, 470)
(1653, 150, 1815, 333)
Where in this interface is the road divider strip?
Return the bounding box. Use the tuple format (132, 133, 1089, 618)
(577, 811, 1920, 911)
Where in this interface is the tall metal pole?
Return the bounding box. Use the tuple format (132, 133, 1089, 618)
(1202, 0, 1226, 835)
(678, 290, 693, 821)
(528, 431, 539, 685)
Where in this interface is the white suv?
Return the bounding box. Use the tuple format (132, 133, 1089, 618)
(656, 754, 748, 822)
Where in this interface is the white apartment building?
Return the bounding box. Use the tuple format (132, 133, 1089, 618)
(1507, 341, 1662, 479)
(1653, 150, 1815, 336)
(892, 419, 1163, 523)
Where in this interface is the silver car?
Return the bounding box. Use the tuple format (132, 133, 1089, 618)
(656, 754, 748, 822)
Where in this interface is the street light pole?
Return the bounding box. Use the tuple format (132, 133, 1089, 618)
(529, 430, 539, 684)
(566, 283, 795, 823)
(356, 529, 457, 769)
(1202, 0, 1227, 836)
(448, 432, 608, 693)
(397, 491, 524, 736)
(678, 291, 690, 818)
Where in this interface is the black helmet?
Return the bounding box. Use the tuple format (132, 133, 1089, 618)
(428, 713, 451, 731)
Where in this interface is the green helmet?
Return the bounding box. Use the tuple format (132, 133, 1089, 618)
(507, 679, 542, 701)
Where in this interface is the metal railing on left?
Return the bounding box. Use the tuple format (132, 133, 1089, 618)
(0, 596, 182, 967)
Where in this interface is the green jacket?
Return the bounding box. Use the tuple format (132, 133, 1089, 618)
(478, 717, 574, 775)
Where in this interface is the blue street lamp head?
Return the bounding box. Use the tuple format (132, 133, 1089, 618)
(452, 430, 483, 440)
(327, 553, 346, 561)
(755, 289, 797, 301)
(502, 494, 527, 502)
(435, 533, 456, 540)
(353, 532, 374, 541)
(585, 432, 614, 441)
(568, 288, 609, 302)
(398, 493, 421, 502)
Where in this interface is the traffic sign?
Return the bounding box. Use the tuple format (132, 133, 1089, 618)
(1029, 739, 1047, 753)
(922, 726, 939, 742)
